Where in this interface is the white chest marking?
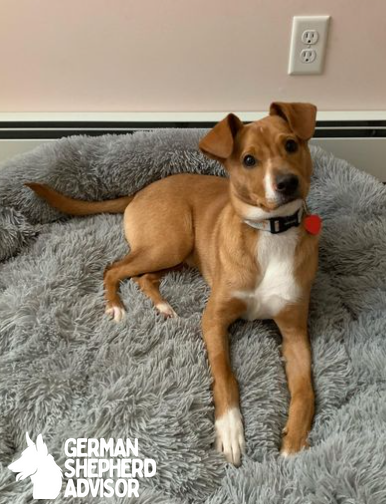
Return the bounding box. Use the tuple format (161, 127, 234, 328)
(235, 227, 301, 320)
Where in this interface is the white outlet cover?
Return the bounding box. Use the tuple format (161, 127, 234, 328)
(288, 16, 331, 75)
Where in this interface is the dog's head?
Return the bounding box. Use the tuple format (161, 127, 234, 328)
(199, 102, 316, 219)
(8, 433, 48, 481)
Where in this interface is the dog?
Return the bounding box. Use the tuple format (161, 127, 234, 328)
(8, 432, 62, 499)
(26, 102, 319, 466)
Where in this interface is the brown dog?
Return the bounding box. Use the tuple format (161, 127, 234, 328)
(26, 102, 319, 466)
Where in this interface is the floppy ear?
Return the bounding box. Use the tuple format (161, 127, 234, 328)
(36, 434, 48, 456)
(269, 102, 317, 141)
(199, 113, 243, 162)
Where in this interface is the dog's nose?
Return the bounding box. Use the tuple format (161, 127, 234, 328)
(275, 174, 299, 196)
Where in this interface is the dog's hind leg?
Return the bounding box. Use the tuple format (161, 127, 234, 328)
(105, 186, 194, 322)
(132, 266, 183, 318)
(104, 248, 189, 322)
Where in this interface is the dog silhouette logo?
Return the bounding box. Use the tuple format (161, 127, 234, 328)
(8, 432, 62, 499)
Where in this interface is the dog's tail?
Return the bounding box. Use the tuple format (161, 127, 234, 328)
(25, 182, 134, 216)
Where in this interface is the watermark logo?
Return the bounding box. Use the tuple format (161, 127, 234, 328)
(63, 437, 156, 498)
(9, 433, 157, 499)
(8, 432, 62, 499)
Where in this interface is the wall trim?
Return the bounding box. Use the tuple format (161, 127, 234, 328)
(0, 113, 385, 180)
(0, 112, 386, 140)
(1, 111, 386, 123)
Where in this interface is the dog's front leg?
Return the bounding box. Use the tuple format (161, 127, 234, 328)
(202, 294, 246, 466)
(274, 305, 315, 456)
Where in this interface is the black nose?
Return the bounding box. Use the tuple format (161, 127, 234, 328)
(275, 174, 299, 196)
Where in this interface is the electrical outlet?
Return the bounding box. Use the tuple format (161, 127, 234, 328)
(288, 16, 330, 75)
(301, 30, 319, 45)
(300, 49, 316, 64)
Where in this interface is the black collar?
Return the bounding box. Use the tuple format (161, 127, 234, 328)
(243, 207, 303, 234)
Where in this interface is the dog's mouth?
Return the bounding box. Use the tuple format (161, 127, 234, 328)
(231, 185, 304, 222)
(232, 186, 301, 211)
(268, 193, 299, 210)
(231, 188, 303, 223)
(241, 194, 298, 212)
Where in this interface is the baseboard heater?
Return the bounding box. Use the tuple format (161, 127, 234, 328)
(0, 113, 385, 180)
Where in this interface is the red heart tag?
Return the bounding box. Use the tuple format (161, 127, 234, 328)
(304, 214, 322, 235)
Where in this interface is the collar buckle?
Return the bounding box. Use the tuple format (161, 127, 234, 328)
(269, 211, 301, 234)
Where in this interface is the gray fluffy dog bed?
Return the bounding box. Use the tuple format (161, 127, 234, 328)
(0, 130, 386, 503)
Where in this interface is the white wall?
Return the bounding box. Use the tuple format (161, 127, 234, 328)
(0, 0, 385, 113)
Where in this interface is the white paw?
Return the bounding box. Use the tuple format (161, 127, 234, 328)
(105, 304, 126, 323)
(215, 407, 245, 466)
(155, 302, 178, 319)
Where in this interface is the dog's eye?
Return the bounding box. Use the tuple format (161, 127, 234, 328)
(243, 155, 257, 168)
(285, 139, 298, 153)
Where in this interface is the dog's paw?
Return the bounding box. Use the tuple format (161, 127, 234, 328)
(155, 302, 178, 319)
(280, 429, 309, 458)
(105, 303, 126, 323)
(215, 407, 245, 466)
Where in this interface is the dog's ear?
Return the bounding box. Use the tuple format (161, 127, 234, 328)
(199, 113, 243, 162)
(36, 434, 48, 456)
(269, 102, 317, 141)
(26, 432, 34, 447)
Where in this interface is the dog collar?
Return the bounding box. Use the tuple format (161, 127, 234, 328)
(243, 207, 304, 234)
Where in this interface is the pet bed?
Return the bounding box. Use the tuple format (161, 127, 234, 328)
(0, 130, 385, 503)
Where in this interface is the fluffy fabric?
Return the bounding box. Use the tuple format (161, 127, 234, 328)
(0, 131, 385, 503)
(0, 207, 38, 262)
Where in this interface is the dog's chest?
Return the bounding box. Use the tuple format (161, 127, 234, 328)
(236, 228, 300, 320)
